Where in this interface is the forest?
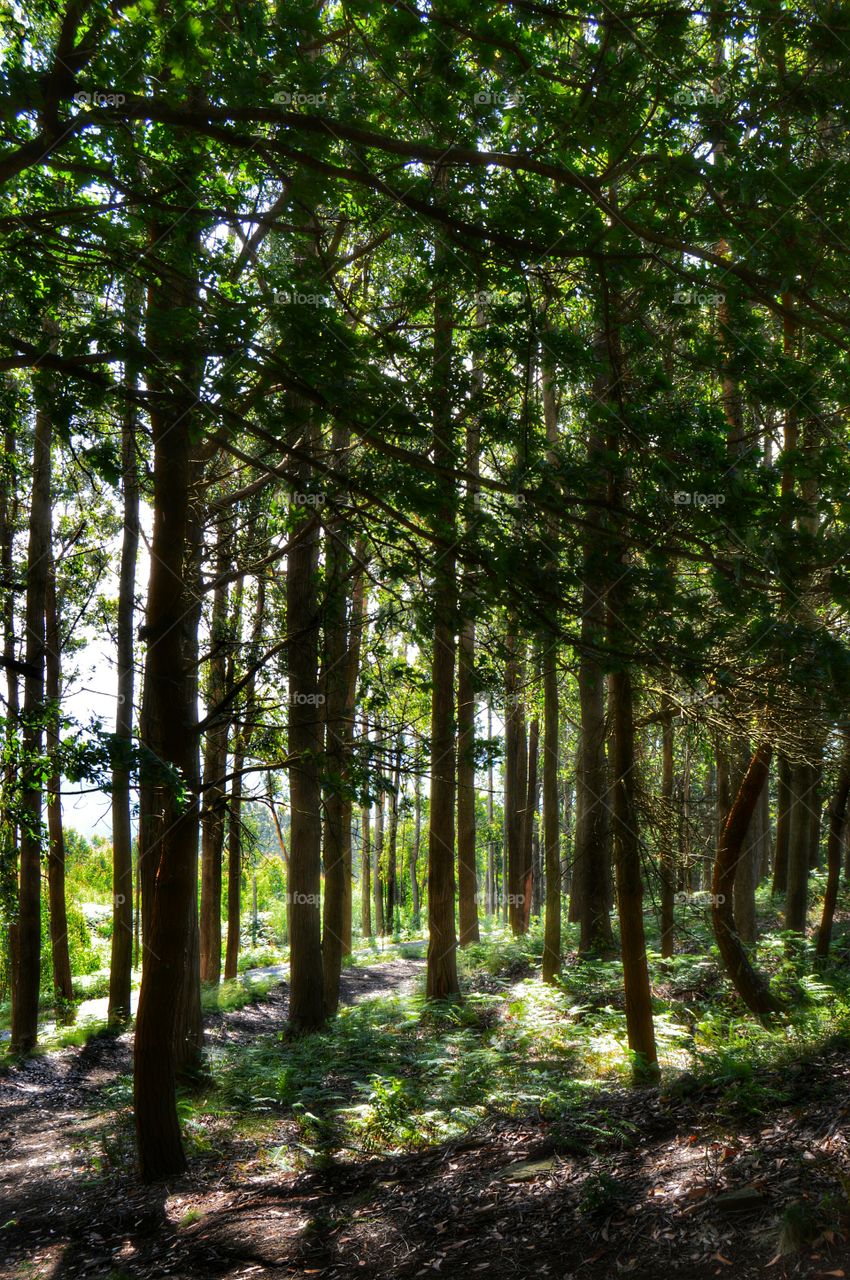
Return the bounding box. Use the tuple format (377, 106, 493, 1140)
(3, 0, 850, 1276)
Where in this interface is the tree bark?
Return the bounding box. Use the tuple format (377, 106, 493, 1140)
(425, 174, 460, 1000)
(521, 716, 539, 932)
(45, 549, 72, 1007)
(785, 760, 817, 935)
(286, 497, 324, 1031)
(133, 200, 203, 1179)
(711, 742, 783, 1015)
(457, 616, 479, 944)
(11, 359, 52, 1054)
(815, 730, 850, 960)
(659, 709, 675, 958)
(504, 631, 527, 935)
(199, 542, 230, 986)
(609, 666, 658, 1079)
(410, 758, 422, 928)
(108, 313, 140, 1025)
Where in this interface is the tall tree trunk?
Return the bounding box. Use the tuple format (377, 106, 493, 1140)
(200, 542, 230, 986)
(785, 761, 817, 935)
(601, 265, 656, 1079)
(108, 314, 140, 1025)
(133, 199, 203, 1179)
(425, 177, 459, 1000)
(373, 781, 385, 936)
(0, 418, 20, 1013)
(457, 616, 479, 944)
(341, 559, 365, 958)
(712, 743, 783, 1015)
(504, 632, 527, 935)
(520, 716, 539, 932)
(486, 704, 497, 919)
(816, 730, 850, 960)
(286, 494, 324, 1031)
(361, 800, 373, 939)
(609, 667, 658, 1079)
(573, 651, 614, 953)
(45, 550, 72, 1007)
(410, 759, 422, 928)
(322, 428, 356, 1013)
(11, 357, 53, 1054)
(385, 738, 401, 934)
(542, 650, 561, 981)
(660, 709, 675, 958)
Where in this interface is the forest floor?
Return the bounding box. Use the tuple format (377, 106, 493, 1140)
(3, 950, 850, 1280)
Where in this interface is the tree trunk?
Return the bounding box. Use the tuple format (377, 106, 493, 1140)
(410, 761, 422, 927)
(199, 544, 230, 986)
(425, 175, 460, 1000)
(373, 783, 385, 936)
(785, 760, 816, 935)
(711, 742, 783, 1015)
(815, 730, 850, 960)
(133, 202, 203, 1179)
(542, 649, 561, 981)
(520, 716, 540, 932)
(659, 710, 675, 958)
(361, 801, 373, 939)
(321, 430, 358, 1013)
(609, 667, 658, 1079)
(11, 361, 52, 1054)
(286, 496, 324, 1031)
(45, 550, 72, 1008)
(573, 651, 614, 953)
(108, 319, 140, 1025)
(504, 632, 527, 935)
(457, 616, 479, 944)
(385, 739, 401, 933)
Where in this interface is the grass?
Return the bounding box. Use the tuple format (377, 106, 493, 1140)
(170, 888, 850, 1169)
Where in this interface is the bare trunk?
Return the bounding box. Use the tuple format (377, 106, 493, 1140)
(785, 760, 817, 935)
(609, 667, 658, 1079)
(133, 198, 203, 1179)
(520, 716, 539, 932)
(45, 549, 72, 1007)
(108, 323, 140, 1024)
(287, 496, 324, 1031)
(361, 802, 373, 939)
(541, 648, 561, 981)
(712, 743, 783, 1015)
(660, 710, 675, 958)
(200, 546, 230, 986)
(410, 763, 422, 927)
(425, 181, 459, 1000)
(11, 367, 52, 1054)
(457, 617, 479, 943)
(816, 734, 850, 959)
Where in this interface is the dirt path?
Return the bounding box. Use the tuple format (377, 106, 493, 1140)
(0, 958, 424, 1279)
(4, 957, 850, 1280)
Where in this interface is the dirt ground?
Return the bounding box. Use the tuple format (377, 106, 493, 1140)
(3, 959, 850, 1280)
